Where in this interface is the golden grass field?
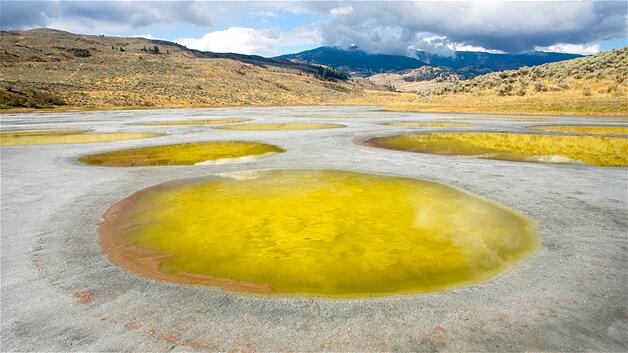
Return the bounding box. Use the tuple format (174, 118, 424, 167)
(384, 87, 628, 116)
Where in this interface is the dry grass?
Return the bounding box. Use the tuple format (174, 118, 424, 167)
(385, 88, 628, 116)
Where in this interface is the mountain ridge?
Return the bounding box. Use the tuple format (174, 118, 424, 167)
(280, 46, 584, 77)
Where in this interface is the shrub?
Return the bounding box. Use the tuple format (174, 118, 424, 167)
(533, 81, 544, 92)
(316, 66, 350, 81)
(66, 48, 91, 57)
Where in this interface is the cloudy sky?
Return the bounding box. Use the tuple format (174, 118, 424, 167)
(2, 1, 627, 57)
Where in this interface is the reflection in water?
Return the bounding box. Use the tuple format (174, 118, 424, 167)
(0, 129, 162, 146)
(100, 170, 539, 297)
(367, 132, 628, 167)
(80, 141, 284, 166)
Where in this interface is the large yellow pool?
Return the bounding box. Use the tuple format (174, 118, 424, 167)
(366, 132, 628, 167)
(100, 170, 539, 297)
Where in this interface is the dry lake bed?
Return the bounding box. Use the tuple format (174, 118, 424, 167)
(1, 106, 626, 351)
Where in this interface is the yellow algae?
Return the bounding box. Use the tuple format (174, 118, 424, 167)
(79, 141, 284, 167)
(217, 123, 345, 130)
(384, 122, 473, 128)
(100, 170, 539, 297)
(534, 125, 628, 136)
(0, 129, 162, 146)
(136, 118, 251, 126)
(366, 132, 628, 167)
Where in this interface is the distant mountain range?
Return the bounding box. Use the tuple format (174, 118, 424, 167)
(415, 50, 582, 77)
(277, 47, 424, 76)
(278, 46, 583, 77)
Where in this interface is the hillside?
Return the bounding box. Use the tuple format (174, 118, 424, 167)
(368, 67, 462, 92)
(386, 47, 628, 115)
(277, 46, 425, 76)
(415, 50, 582, 77)
(0, 29, 368, 110)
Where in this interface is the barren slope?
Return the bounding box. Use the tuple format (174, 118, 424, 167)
(0, 29, 366, 110)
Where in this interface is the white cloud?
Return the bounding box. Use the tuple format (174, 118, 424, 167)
(311, 1, 626, 54)
(535, 43, 601, 55)
(330, 5, 353, 17)
(176, 27, 322, 56)
(127, 34, 156, 40)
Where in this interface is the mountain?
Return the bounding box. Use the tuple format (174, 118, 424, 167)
(279, 46, 583, 78)
(415, 50, 583, 77)
(0, 29, 364, 110)
(277, 46, 425, 76)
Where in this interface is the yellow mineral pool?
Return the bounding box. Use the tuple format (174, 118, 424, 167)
(80, 141, 284, 166)
(100, 170, 539, 298)
(366, 132, 628, 167)
(0, 129, 162, 146)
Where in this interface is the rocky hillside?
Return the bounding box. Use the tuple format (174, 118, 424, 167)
(0, 29, 363, 110)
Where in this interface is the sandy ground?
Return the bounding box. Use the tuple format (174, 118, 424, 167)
(1, 106, 626, 352)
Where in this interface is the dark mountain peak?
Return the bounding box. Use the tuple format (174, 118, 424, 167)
(277, 46, 425, 76)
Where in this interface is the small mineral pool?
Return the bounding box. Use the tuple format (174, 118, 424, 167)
(365, 132, 628, 167)
(100, 170, 539, 297)
(0, 129, 162, 146)
(80, 141, 284, 166)
(534, 125, 628, 136)
(384, 122, 473, 128)
(135, 118, 251, 126)
(217, 123, 345, 130)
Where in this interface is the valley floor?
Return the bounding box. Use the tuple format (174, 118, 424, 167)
(1, 106, 626, 351)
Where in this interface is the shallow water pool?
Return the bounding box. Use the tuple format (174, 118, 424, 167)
(100, 170, 539, 297)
